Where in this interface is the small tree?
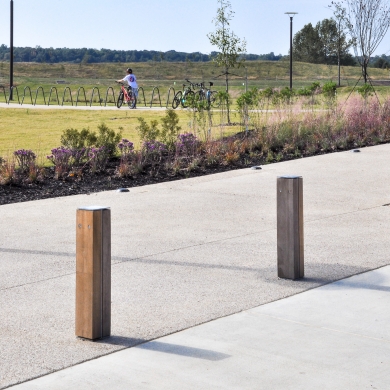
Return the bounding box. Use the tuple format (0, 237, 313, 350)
(208, 0, 246, 123)
(331, 0, 390, 83)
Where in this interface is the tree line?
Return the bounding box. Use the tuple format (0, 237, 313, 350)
(0, 45, 282, 64)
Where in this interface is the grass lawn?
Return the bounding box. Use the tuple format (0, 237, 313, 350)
(1, 59, 390, 162)
(0, 107, 241, 161)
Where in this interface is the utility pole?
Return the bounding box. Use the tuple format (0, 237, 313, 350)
(337, 17, 341, 87)
(10, 0, 14, 100)
(285, 12, 297, 91)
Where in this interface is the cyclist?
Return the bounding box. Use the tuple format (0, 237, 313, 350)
(117, 68, 138, 108)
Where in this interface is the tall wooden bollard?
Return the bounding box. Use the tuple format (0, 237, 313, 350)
(277, 176, 304, 280)
(76, 206, 111, 340)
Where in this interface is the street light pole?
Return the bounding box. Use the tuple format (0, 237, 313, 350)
(285, 12, 297, 91)
(10, 0, 14, 100)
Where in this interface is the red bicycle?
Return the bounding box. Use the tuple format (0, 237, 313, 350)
(116, 82, 136, 109)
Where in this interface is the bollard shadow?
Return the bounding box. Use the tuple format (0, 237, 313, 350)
(266, 263, 389, 292)
(136, 340, 231, 361)
(96, 336, 145, 348)
(98, 336, 230, 361)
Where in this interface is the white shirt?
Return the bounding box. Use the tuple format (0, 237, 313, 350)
(124, 74, 138, 88)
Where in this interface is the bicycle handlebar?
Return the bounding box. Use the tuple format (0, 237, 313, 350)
(184, 79, 214, 89)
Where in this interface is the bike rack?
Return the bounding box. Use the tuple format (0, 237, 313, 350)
(104, 87, 116, 107)
(0, 86, 7, 104)
(21, 86, 34, 105)
(61, 87, 74, 106)
(8, 86, 21, 104)
(34, 86, 46, 106)
(150, 86, 162, 108)
(90, 87, 102, 107)
(137, 87, 147, 107)
(76, 87, 87, 107)
(166, 87, 175, 108)
(48, 87, 60, 106)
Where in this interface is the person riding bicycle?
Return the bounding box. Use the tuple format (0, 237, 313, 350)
(117, 68, 138, 108)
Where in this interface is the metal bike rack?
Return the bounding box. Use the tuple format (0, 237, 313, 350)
(150, 86, 162, 108)
(166, 87, 175, 108)
(0, 86, 7, 104)
(21, 86, 34, 105)
(61, 87, 74, 106)
(76, 87, 88, 107)
(9, 86, 21, 104)
(90, 87, 102, 107)
(48, 87, 60, 106)
(104, 87, 116, 107)
(137, 87, 147, 107)
(34, 86, 46, 106)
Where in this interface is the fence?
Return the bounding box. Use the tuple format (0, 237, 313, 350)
(0, 85, 179, 109)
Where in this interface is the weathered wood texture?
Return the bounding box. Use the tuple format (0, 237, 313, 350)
(277, 177, 304, 280)
(75, 208, 111, 340)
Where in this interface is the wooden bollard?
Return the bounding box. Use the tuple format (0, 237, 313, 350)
(277, 176, 304, 280)
(76, 206, 111, 340)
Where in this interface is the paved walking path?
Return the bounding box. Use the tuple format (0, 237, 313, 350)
(0, 102, 166, 111)
(11, 266, 390, 390)
(1, 144, 389, 388)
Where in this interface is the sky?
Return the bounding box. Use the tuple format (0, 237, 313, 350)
(0, 0, 390, 56)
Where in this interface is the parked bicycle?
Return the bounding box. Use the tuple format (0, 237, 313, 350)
(172, 79, 197, 109)
(194, 82, 220, 108)
(172, 79, 219, 109)
(116, 82, 136, 109)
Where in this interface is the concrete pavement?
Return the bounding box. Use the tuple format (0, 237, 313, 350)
(11, 265, 390, 389)
(1, 143, 389, 388)
(0, 102, 167, 111)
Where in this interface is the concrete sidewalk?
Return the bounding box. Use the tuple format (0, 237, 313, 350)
(0, 102, 166, 111)
(1, 144, 389, 388)
(11, 265, 390, 389)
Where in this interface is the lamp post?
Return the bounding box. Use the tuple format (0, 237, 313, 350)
(10, 0, 14, 100)
(285, 12, 297, 91)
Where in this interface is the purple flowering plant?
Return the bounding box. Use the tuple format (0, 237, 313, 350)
(47, 146, 73, 179)
(88, 146, 108, 173)
(118, 139, 134, 162)
(175, 133, 199, 158)
(14, 149, 36, 171)
(141, 140, 167, 169)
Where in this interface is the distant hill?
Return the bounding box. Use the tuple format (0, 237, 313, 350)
(0, 44, 283, 63)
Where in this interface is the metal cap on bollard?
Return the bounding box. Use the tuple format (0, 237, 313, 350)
(277, 176, 304, 280)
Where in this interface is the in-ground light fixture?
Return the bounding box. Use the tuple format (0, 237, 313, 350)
(285, 12, 298, 91)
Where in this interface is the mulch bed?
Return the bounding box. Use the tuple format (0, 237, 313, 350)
(0, 157, 264, 205)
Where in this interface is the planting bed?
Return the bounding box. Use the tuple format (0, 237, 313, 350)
(0, 153, 263, 206)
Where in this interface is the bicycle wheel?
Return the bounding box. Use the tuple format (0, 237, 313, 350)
(172, 91, 182, 109)
(209, 91, 220, 108)
(117, 92, 124, 108)
(182, 90, 194, 108)
(128, 95, 137, 109)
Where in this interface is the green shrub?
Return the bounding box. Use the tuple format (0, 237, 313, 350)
(160, 109, 181, 149)
(95, 123, 122, 157)
(322, 81, 337, 98)
(357, 83, 374, 99)
(61, 124, 122, 158)
(136, 118, 160, 142)
(61, 128, 97, 149)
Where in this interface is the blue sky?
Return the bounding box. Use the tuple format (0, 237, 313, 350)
(0, 0, 389, 56)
